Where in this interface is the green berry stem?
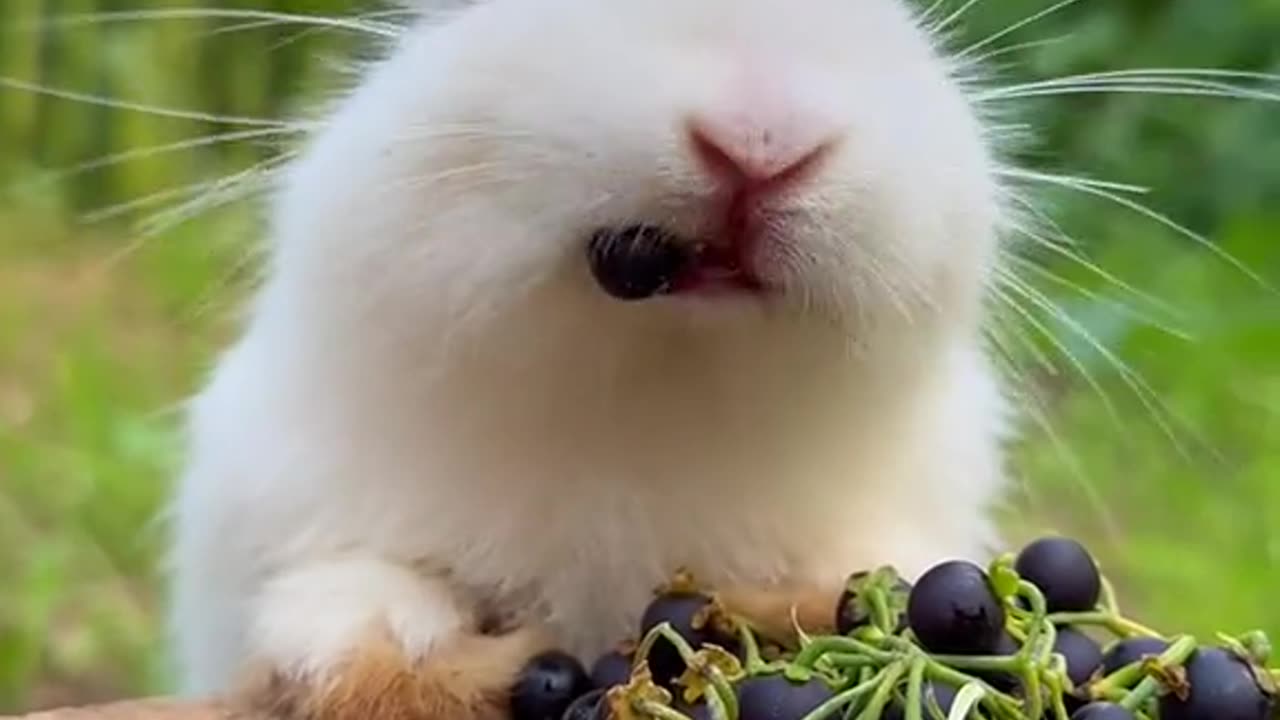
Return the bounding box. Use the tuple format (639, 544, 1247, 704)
(852, 661, 907, 720)
(866, 586, 893, 635)
(1016, 581, 1050, 659)
(703, 665, 740, 720)
(790, 637, 898, 670)
(702, 672, 734, 720)
(797, 666, 894, 720)
(1044, 612, 1163, 640)
(1041, 666, 1072, 720)
(904, 657, 926, 720)
(1116, 635, 1198, 712)
(819, 654, 885, 671)
(1089, 658, 1157, 697)
(919, 661, 1023, 719)
(914, 653, 1022, 673)
(736, 617, 767, 674)
(638, 700, 699, 720)
(1099, 576, 1121, 615)
(636, 622, 701, 667)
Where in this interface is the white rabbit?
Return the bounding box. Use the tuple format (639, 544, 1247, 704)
(168, 0, 1011, 717)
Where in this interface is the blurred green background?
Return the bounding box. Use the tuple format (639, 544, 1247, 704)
(0, 0, 1277, 713)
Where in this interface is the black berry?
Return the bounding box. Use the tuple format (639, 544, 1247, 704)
(586, 225, 691, 300)
(1157, 647, 1274, 720)
(1054, 627, 1104, 687)
(511, 651, 594, 720)
(736, 675, 835, 720)
(906, 560, 1006, 654)
(561, 689, 607, 720)
(638, 591, 718, 685)
(1014, 537, 1102, 612)
(1070, 702, 1135, 720)
(590, 650, 633, 690)
(1100, 637, 1170, 676)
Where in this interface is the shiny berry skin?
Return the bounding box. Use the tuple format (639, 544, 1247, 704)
(882, 682, 958, 720)
(511, 651, 594, 720)
(1100, 637, 1170, 675)
(906, 560, 1006, 654)
(1070, 702, 1135, 720)
(639, 591, 717, 685)
(1054, 627, 1104, 686)
(1014, 537, 1102, 612)
(1157, 647, 1274, 720)
(561, 689, 607, 720)
(586, 225, 690, 300)
(835, 573, 913, 635)
(736, 675, 835, 720)
(590, 650, 633, 690)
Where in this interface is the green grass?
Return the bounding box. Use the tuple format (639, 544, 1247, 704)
(1, 0, 1278, 713)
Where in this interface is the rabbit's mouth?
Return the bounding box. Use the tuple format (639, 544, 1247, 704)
(585, 223, 764, 302)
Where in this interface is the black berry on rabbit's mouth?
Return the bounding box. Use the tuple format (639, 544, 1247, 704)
(586, 224, 763, 302)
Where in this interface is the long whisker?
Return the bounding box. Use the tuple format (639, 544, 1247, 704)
(1002, 252, 1192, 342)
(1003, 166, 1274, 291)
(980, 74, 1280, 104)
(930, 0, 986, 34)
(1002, 203, 1185, 326)
(957, 0, 1085, 60)
(0, 77, 310, 129)
(21, 9, 400, 38)
(961, 35, 1073, 69)
(989, 275, 1126, 431)
(996, 267, 1202, 461)
(11, 127, 299, 191)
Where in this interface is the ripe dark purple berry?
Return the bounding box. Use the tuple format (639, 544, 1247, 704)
(1054, 627, 1104, 687)
(736, 674, 835, 720)
(590, 650, 633, 690)
(1014, 537, 1102, 612)
(638, 591, 718, 685)
(1070, 702, 1135, 720)
(587, 225, 691, 301)
(1100, 637, 1170, 676)
(561, 689, 607, 720)
(511, 650, 594, 720)
(906, 560, 1006, 654)
(1157, 647, 1274, 720)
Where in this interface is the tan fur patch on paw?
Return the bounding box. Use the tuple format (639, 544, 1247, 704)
(716, 583, 840, 644)
(234, 625, 553, 720)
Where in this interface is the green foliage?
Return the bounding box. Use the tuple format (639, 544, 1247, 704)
(0, 0, 1276, 713)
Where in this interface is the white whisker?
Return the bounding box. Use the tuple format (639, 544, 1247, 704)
(24, 9, 400, 38)
(1005, 166, 1273, 291)
(958, 0, 1085, 60)
(931, 0, 985, 33)
(13, 127, 298, 191)
(0, 77, 310, 129)
(996, 268, 1201, 461)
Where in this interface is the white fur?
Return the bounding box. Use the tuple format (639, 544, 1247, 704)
(167, 0, 1012, 697)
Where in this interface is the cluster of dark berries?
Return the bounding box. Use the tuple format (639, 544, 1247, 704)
(507, 537, 1277, 720)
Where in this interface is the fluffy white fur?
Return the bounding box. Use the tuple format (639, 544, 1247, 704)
(168, 0, 1012, 698)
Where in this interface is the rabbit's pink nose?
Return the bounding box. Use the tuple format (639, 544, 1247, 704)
(687, 112, 837, 193)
